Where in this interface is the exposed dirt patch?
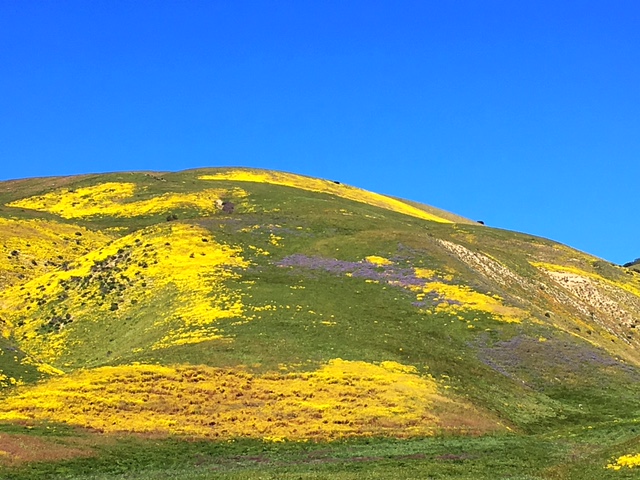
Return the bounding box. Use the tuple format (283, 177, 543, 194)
(545, 271, 639, 329)
(436, 239, 532, 291)
(0, 432, 96, 466)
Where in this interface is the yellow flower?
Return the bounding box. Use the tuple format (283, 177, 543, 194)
(0, 218, 113, 289)
(412, 276, 525, 324)
(0, 359, 443, 440)
(199, 169, 452, 223)
(0, 223, 249, 362)
(8, 182, 249, 219)
(607, 453, 640, 470)
(365, 255, 393, 266)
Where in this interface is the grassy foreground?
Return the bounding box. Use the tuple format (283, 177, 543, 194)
(1, 422, 640, 479)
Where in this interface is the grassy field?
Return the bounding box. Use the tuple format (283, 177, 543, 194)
(1, 168, 640, 477)
(2, 421, 640, 479)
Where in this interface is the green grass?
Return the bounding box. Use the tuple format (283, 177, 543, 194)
(1, 167, 640, 477)
(2, 425, 640, 480)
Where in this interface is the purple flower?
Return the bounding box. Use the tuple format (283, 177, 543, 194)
(275, 254, 443, 306)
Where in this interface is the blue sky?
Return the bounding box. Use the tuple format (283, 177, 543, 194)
(1, 1, 638, 264)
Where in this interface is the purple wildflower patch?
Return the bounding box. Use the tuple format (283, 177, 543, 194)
(276, 254, 445, 307)
(475, 334, 640, 387)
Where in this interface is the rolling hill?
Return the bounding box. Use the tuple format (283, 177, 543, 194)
(1, 167, 640, 479)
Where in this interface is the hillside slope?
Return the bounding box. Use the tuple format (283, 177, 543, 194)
(1, 167, 640, 478)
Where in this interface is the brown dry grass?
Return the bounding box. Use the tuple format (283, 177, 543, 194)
(0, 432, 97, 466)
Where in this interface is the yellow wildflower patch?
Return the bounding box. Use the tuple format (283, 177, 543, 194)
(269, 233, 283, 246)
(20, 357, 65, 377)
(7, 182, 249, 219)
(0, 372, 20, 389)
(0, 223, 248, 362)
(365, 255, 393, 266)
(10, 182, 136, 215)
(430, 284, 523, 323)
(199, 170, 452, 223)
(0, 218, 113, 289)
(414, 268, 437, 279)
(0, 359, 498, 439)
(248, 245, 270, 256)
(607, 453, 640, 470)
(411, 270, 525, 323)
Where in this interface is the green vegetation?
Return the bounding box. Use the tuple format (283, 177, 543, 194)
(2, 423, 640, 479)
(0, 167, 639, 478)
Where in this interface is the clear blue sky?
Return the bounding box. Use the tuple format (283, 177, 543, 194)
(1, 1, 638, 264)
